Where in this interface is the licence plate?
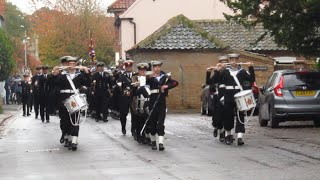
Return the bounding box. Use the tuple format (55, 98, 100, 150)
(294, 91, 316, 96)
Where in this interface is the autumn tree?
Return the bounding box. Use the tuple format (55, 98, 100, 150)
(29, 0, 115, 66)
(220, 0, 320, 57)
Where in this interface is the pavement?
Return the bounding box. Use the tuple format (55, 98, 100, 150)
(0, 109, 320, 180)
(0, 104, 22, 135)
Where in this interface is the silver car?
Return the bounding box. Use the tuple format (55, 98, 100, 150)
(259, 70, 320, 128)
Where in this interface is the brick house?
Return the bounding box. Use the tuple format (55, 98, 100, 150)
(127, 15, 277, 111)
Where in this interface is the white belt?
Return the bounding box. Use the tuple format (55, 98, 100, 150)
(225, 86, 240, 90)
(150, 89, 160, 94)
(219, 84, 226, 88)
(60, 89, 75, 93)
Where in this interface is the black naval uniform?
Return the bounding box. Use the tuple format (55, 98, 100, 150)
(31, 74, 42, 119)
(117, 71, 134, 135)
(147, 72, 178, 150)
(39, 73, 51, 122)
(21, 80, 31, 116)
(55, 71, 90, 150)
(206, 69, 226, 141)
(219, 66, 255, 145)
(92, 71, 113, 122)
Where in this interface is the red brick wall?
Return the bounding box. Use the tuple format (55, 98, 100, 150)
(131, 50, 274, 111)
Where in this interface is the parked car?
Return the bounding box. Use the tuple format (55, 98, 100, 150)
(200, 84, 214, 116)
(258, 70, 320, 128)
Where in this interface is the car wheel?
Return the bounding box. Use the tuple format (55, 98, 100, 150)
(313, 120, 320, 127)
(269, 106, 279, 128)
(259, 113, 268, 127)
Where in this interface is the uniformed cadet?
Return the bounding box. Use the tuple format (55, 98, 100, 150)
(54, 56, 90, 151)
(92, 62, 113, 122)
(39, 65, 51, 122)
(146, 61, 178, 151)
(206, 55, 229, 141)
(217, 54, 255, 146)
(117, 60, 135, 135)
(32, 65, 42, 119)
(21, 74, 32, 116)
(131, 63, 151, 143)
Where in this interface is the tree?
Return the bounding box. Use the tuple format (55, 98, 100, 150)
(29, 0, 115, 66)
(0, 28, 15, 81)
(220, 0, 320, 57)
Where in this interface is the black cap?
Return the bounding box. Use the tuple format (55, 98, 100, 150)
(42, 65, 49, 69)
(36, 65, 42, 70)
(97, 62, 105, 67)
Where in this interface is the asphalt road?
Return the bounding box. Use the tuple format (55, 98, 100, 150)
(0, 111, 320, 180)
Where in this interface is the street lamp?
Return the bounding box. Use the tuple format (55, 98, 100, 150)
(20, 25, 30, 69)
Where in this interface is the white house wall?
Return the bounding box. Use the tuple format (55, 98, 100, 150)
(119, 0, 233, 58)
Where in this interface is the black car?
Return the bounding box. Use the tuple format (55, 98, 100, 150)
(259, 70, 320, 128)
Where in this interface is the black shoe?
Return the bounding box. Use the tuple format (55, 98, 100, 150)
(238, 138, 245, 146)
(46, 120, 50, 123)
(64, 140, 70, 147)
(103, 118, 108, 122)
(23, 114, 26, 117)
(41, 119, 44, 123)
(213, 129, 218, 137)
(71, 143, 77, 151)
(68, 142, 73, 150)
(35, 115, 38, 119)
(122, 128, 126, 135)
(219, 132, 225, 142)
(96, 119, 99, 122)
(159, 143, 165, 151)
(27, 114, 31, 116)
(225, 135, 234, 145)
(151, 141, 157, 150)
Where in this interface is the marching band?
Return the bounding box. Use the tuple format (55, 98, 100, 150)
(20, 52, 256, 151)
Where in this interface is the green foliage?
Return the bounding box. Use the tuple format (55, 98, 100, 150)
(221, 0, 320, 57)
(0, 104, 3, 114)
(0, 29, 15, 81)
(4, 2, 30, 38)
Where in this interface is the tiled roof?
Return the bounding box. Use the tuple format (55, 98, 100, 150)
(129, 15, 228, 52)
(197, 21, 287, 51)
(129, 14, 286, 53)
(108, 0, 136, 10)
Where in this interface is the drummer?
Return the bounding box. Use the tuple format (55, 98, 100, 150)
(217, 53, 255, 146)
(53, 56, 90, 151)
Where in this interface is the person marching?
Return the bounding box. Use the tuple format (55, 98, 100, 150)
(39, 65, 51, 123)
(53, 56, 90, 151)
(92, 62, 113, 122)
(146, 61, 178, 151)
(117, 60, 135, 135)
(21, 74, 32, 117)
(131, 63, 151, 143)
(31, 65, 42, 119)
(206, 55, 229, 142)
(218, 54, 255, 146)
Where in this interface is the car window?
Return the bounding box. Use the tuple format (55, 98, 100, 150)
(283, 72, 320, 90)
(266, 73, 278, 90)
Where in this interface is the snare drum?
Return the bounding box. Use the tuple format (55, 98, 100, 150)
(234, 90, 256, 111)
(63, 94, 88, 114)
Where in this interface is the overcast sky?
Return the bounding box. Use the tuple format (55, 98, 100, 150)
(7, 0, 116, 14)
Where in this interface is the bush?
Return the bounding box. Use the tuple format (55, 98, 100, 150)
(0, 105, 3, 114)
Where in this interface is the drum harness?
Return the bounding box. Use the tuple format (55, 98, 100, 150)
(229, 69, 256, 125)
(65, 75, 88, 126)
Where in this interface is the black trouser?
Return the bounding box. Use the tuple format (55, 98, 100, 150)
(40, 95, 50, 121)
(223, 90, 245, 133)
(134, 113, 148, 138)
(119, 96, 132, 130)
(95, 95, 109, 119)
(33, 95, 40, 117)
(59, 106, 80, 137)
(148, 104, 166, 136)
(213, 93, 224, 130)
(22, 95, 30, 115)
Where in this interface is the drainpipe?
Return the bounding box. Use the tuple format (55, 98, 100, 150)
(121, 18, 137, 45)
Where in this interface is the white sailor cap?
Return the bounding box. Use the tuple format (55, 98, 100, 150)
(218, 56, 229, 62)
(137, 63, 149, 69)
(66, 56, 78, 62)
(151, 61, 163, 66)
(228, 53, 240, 58)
